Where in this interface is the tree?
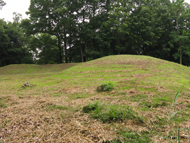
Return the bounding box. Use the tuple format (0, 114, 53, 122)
(0, 20, 10, 66)
(0, 19, 33, 67)
(170, 0, 190, 64)
(22, 0, 72, 63)
(20, 0, 190, 65)
(28, 33, 60, 64)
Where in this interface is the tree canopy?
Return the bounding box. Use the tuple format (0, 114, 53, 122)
(1, 0, 190, 66)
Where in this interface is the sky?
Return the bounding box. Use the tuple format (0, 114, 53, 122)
(0, 0, 30, 22)
(0, 0, 190, 22)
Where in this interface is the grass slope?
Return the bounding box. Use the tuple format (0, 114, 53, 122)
(0, 63, 78, 75)
(0, 55, 190, 143)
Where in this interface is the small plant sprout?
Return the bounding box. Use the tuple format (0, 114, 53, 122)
(165, 92, 190, 143)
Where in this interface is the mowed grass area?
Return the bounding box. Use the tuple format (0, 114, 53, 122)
(0, 63, 78, 75)
(0, 55, 190, 142)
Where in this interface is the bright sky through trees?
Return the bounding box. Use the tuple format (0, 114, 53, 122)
(0, 0, 30, 22)
(0, 0, 190, 22)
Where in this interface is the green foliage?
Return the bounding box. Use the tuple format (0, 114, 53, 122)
(0, 19, 33, 67)
(28, 33, 60, 64)
(97, 83, 114, 92)
(82, 102, 140, 123)
(16, 0, 190, 66)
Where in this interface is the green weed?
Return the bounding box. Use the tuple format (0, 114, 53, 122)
(82, 102, 141, 123)
(97, 83, 114, 92)
(164, 92, 190, 142)
(82, 101, 101, 113)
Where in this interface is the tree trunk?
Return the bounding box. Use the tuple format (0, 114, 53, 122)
(64, 28, 68, 63)
(85, 42, 88, 62)
(180, 49, 183, 65)
(69, 16, 72, 63)
(57, 35, 63, 63)
(80, 42, 84, 62)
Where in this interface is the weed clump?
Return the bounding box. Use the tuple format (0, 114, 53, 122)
(82, 101, 101, 113)
(82, 102, 141, 123)
(97, 83, 114, 92)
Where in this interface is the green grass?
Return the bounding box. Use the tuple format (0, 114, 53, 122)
(0, 55, 190, 142)
(82, 102, 142, 123)
(0, 63, 78, 75)
(118, 130, 151, 143)
(103, 129, 151, 143)
(129, 94, 148, 102)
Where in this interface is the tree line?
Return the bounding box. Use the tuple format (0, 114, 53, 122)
(1, 0, 190, 67)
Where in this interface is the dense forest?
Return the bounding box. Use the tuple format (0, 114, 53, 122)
(1, 0, 190, 67)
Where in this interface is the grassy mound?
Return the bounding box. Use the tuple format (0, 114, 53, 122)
(0, 55, 190, 143)
(60, 55, 190, 92)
